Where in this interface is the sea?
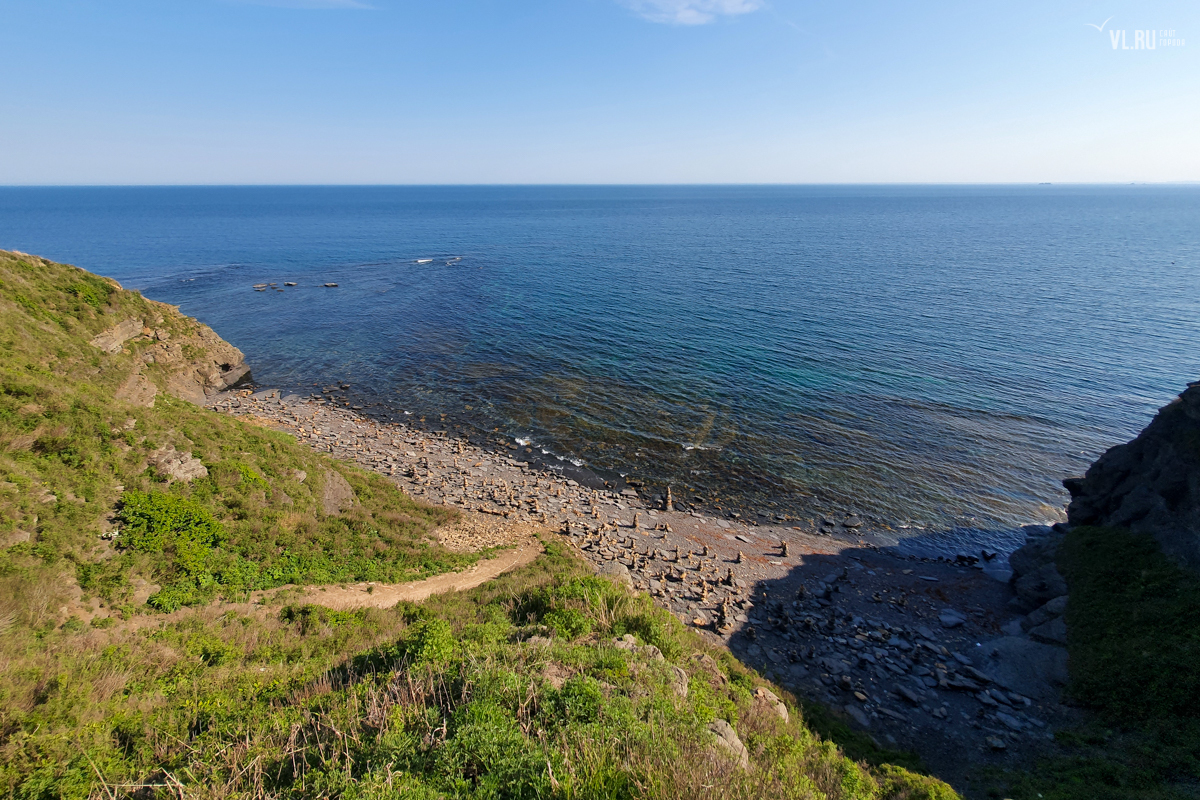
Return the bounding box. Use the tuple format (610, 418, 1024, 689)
(2, 185, 1198, 555)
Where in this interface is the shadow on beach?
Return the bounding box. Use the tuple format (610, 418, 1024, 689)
(712, 526, 1073, 791)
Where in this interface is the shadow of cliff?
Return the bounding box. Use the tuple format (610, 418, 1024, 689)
(710, 526, 1071, 791)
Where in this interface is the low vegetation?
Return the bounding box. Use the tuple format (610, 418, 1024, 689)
(1, 539, 955, 799)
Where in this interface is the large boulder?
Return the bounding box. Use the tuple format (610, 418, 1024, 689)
(597, 560, 634, 589)
(147, 446, 208, 483)
(976, 636, 1069, 701)
(321, 469, 356, 516)
(1007, 526, 1064, 578)
(1066, 382, 1200, 570)
(1013, 562, 1068, 610)
(707, 719, 750, 770)
(89, 318, 143, 353)
(1007, 526, 1067, 612)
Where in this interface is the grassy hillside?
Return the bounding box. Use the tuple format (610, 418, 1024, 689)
(0, 251, 955, 799)
(983, 526, 1200, 800)
(0, 249, 466, 623)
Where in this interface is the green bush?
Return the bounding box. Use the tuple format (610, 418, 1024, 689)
(64, 276, 113, 309)
(117, 490, 224, 565)
(542, 607, 591, 639)
(280, 604, 361, 635)
(148, 582, 201, 612)
(406, 618, 455, 666)
(231, 462, 269, 493)
(546, 675, 604, 725)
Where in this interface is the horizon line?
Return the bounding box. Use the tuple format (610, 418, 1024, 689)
(2, 181, 1199, 189)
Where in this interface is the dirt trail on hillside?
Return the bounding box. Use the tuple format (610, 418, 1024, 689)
(281, 513, 545, 610)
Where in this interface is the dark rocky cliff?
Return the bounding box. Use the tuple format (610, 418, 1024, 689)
(1065, 381, 1200, 569)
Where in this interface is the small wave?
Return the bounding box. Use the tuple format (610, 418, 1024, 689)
(515, 437, 532, 446)
(548, 453, 585, 467)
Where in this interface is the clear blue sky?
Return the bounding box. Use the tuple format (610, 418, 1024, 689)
(2, 0, 1196, 183)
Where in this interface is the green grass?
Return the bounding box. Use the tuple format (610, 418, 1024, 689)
(979, 526, 1200, 800)
(1059, 525, 1200, 720)
(0, 539, 956, 799)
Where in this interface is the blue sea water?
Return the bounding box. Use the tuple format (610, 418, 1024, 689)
(2, 185, 1198, 540)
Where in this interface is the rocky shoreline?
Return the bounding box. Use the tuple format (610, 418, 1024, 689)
(209, 385, 1076, 787)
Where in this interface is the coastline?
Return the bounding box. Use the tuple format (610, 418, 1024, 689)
(211, 385, 1075, 784)
(239, 382, 1052, 563)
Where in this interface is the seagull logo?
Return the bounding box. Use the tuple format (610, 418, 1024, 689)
(1085, 16, 1114, 32)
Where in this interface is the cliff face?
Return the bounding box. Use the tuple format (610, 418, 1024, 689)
(0, 249, 251, 409)
(1065, 382, 1200, 569)
(90, 299, 252, 407)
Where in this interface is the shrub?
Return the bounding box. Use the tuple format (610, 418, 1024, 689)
(546, 675, 604, 725)
(232, 463, 269, 493)
(117, 491, 224, 565)
(148, 582, 201, 612)
(280, 604, 361, 635)
(543, 607, 591, 639)
(406, 618, 454, 666)
(65, 281, 111, 310)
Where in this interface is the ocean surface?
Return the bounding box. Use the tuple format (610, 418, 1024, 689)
(2, 185, 1198, 550)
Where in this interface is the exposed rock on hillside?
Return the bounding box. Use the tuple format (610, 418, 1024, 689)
(1065, 382, 1200, 569)
(89, 317, 144, 353)
(87, 303, 252, 405)
(1007, 527, 1068, 612)
(114, 370, 159, 408)
(147, 445, 208, 483)
(321, 468, 357, 515)
(152, 315, 252, 403)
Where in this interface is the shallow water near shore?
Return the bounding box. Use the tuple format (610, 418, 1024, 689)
(3, 185, 1199, 543)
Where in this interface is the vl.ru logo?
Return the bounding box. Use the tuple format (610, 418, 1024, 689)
(1086, 17, 1186, 49)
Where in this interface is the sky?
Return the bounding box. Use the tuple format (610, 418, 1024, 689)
(0, 0, 1196, 184)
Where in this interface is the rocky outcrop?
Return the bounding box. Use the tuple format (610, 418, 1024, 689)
(1001, 525, 1071, 658)
(152, 314, 253, 403)
(321, 469, 356, 516)
(90, 305, 252, 407)
(753, 686, 789, 723)
(89, 318, 144, 353)
(1007, 525, 1067, 613)
(1065, 381, 1200, 570)
(707, 719, 750, 770)
(975, 637, 1069, 701)
(597, 559, 634, 589)
(114, 370, 158, 408)
(147, 446, 208, 483)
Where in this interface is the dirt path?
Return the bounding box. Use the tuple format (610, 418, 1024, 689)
(279, 513, 545, 611)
